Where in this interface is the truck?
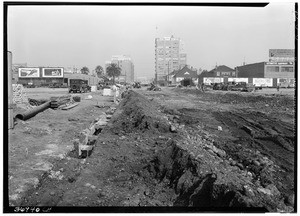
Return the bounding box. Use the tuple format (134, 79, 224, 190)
(69, 79, 91, 93)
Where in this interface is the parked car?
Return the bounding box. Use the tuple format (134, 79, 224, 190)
(69, 79, 91, 93)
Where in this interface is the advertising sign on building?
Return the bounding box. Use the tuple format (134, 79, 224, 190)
(277, 78, 295, 88)
(203, 77, 224, 84)
(42, 68, 64, 77)
(269, 49, 294, 62)
(253, 78, 273, 87)
(18, 68, 40, 78)
(228, 78, 248, 83)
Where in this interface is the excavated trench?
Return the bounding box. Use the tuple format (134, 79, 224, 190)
(18, 90, 294, 212)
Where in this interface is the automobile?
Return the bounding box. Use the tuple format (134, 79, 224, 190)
(69, 79, 91, 93)
(231, 82, 255, 92)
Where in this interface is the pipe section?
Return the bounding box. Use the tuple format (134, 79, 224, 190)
(15, 101, 51, 121)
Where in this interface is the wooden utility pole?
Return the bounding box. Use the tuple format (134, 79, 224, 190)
(8, 51, 14, 129)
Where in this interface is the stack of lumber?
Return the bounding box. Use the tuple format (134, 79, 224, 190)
(50, 95, 73, 109)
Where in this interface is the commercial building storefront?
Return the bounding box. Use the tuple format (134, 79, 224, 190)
(17, 67, 100, 87)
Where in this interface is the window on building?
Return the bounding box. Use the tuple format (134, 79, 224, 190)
(281, 66, 294, 72)
(232, 72, 236, 76)
(216, 72, 220, 76)
(266, 66, 280, 72)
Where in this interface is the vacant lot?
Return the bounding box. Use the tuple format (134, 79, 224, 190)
(7, 87, 295, 213)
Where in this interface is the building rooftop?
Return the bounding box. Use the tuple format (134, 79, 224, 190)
(209, 65, 235, 73)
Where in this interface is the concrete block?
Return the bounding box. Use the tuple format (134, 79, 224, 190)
(89, 125, 95, 135)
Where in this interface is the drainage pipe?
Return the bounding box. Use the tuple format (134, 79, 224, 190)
(15, 101, 51, 121)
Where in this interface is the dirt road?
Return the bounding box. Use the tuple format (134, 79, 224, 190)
(7, 87, 295, 213)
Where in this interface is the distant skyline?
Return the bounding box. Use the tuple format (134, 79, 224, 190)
(7, 3, 295, 79)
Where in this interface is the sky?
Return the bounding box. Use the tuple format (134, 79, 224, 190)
(7, 2, 295, 80)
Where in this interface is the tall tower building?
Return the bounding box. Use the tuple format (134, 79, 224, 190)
(105, 55, 134, 83)
(155, 36, 187, 81)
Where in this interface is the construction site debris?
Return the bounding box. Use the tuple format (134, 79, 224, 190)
(15, 101, 51, 121)
(61, 103, 79, 110)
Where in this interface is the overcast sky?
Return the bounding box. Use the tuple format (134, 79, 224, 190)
(8, 3, 295, 79)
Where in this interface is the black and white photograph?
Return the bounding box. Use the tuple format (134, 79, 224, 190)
(4, 1, 296, 213)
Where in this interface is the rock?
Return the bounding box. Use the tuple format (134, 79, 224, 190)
(207, 149, 215, 155)
(81, 145, 94, 151)
(88, 135, 98, 142)
(144, 189, 150, 196)
(50, 191, 55, 196)
(106, 114, 113, 119)
(95, 120, 108, 126)
(218, 126, 222, 131)
(247, 172, 253, 178)
(230, 160, 237, 166)
(253, 160, 260, 166)
(216, 149, 226, 158)
(170, 125, 177, 133)
(119, 136, 126, 140)
(237, 163, 244, 170)
(266, 184, 281, 197)
(85, 183, 91, 187)
(243, 185, 255, 197)
(286, 193, 295, 206)
(211, 145, 218, 153)
(257, 187, 272, 196)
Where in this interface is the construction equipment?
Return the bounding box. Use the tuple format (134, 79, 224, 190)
(69, 79, 91, 93)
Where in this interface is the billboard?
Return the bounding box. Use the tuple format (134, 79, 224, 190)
(18, 68, 40, 78)
(253, 78, 273, 87)
(269, 49, 295, 62)
(42, 68, 64, 77)
(203, 77, 224, 84)
(228, 78, 248, 83)
(277, 78, 295, 88)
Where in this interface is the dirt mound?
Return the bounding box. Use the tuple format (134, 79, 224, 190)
(109, 90, 170, 134)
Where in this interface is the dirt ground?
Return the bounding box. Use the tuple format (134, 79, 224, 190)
(6, 86, 295, 213)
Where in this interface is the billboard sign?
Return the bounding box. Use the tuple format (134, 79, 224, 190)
(269, 49, 295, 62)
(42, 68, 64, 77)
(203, 77, 224, 84)
(277, 78, 295, 88)
(228, 78, 248, 83)
(253, 78, 273, 87)
(18, 68, 40, 78)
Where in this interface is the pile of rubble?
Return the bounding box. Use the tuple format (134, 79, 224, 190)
(72, 107, 116, 158)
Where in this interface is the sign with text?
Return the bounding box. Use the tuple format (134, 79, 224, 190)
(277, 78, 295, 87)
(203, 77, 224, 84)
(253, 78, 273, 87)
(18, 68, 40, 78)
(269, 49, 295, 62)
(42, 68, 64, 77)
(228, 78, 248, 83)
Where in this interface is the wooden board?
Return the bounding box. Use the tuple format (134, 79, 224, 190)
(62, 102, 79, 110)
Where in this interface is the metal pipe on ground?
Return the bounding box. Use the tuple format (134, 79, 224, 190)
(15, 101, 51, 121)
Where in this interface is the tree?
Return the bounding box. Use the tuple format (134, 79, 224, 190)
(95, 65, 104, 78)
(81, 66, 89, 75)
(106, 63, 121, 84)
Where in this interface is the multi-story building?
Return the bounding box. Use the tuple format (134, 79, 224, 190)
(105, 55, 134, 84)
(155, 36, 187, 81)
